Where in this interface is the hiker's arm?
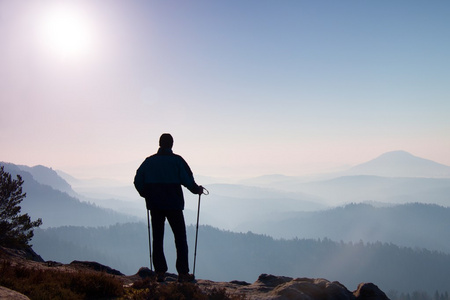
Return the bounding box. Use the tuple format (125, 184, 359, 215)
(134, 165, 146, 198)
(179, 158, 202, 194)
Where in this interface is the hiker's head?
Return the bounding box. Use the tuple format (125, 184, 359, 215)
(159, 133, 174, 149)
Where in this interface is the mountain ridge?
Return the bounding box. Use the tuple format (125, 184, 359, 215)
(241, 150, 450, 187)
(236, 202, 450, 253)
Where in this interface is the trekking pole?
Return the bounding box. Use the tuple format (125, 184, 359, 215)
(193, 187, 209, 277)
(146, 209, 153, 272)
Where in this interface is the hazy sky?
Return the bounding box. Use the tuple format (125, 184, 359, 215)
(1, 0, 449, 180)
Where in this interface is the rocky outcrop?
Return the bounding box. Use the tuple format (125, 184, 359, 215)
(193, 274, 389, 300)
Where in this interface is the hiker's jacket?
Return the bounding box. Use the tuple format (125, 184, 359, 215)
(134, 148, 200, 210)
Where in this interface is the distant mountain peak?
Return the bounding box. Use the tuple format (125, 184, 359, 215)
(378, 150, 413, 157)
(345, 150, 450, 178)
(375, 150, 424, 161)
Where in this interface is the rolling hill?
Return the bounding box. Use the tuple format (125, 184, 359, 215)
(236, 202, 450, 253)
(1, 162, 136, 228)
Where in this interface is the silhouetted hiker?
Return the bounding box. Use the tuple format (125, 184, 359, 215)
(134, 133, 204, 283)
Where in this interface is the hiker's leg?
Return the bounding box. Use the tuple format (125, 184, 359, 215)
(150, 209, 168, 273)
(167, 210, 189, 274)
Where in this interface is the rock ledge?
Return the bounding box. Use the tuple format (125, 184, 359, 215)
(1, 247, 389, 300)
(193, 273, 389, 300)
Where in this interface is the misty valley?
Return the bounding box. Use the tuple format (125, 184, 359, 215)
(2, 150, 450, 297)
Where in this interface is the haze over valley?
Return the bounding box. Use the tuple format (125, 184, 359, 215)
(2, 150, 450, 295)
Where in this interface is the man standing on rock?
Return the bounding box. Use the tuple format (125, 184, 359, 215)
(134, 133, 204, 283)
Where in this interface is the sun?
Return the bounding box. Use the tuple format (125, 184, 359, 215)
(38, 4, 93, 59)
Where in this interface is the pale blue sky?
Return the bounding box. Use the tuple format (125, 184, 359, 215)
(1, 0, 449, 180)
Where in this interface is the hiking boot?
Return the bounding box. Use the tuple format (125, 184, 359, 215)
(156, 272, 166, 282)
(178, 273, 195, 283)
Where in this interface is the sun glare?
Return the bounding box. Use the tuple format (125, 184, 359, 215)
(38, 5, 93, 59)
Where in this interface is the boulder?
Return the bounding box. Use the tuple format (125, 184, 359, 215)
(69, 260, 123, 275)
(354, 282, 390, 300)
(267, 277, 354, 300)
(0, 286, 30, 300)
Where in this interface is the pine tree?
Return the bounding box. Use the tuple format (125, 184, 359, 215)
(0, 166, 42, 249)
